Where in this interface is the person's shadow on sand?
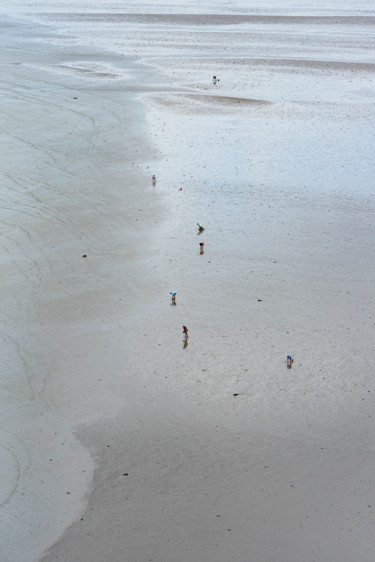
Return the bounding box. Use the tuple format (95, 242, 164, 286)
(183, 338, 188, 349)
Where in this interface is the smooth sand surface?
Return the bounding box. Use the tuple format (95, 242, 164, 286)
(1, 1, 375, 561)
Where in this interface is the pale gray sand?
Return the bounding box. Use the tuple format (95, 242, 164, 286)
(1, 2, 375, 562)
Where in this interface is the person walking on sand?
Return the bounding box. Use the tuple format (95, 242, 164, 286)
(183, 325, 188, 340)
(170, 291, 176, 304)
(197, 223, 205, 233)
(152, 174, 156, 185)
(199, 242, 205, 254)
(213, 75, 217, 85)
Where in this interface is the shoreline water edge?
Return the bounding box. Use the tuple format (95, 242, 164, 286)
(1, 2, 375, 561)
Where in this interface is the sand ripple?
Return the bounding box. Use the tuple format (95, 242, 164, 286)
(40, 13, 375, 27)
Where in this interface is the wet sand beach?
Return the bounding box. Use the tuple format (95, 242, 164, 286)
(1, 1, 375, 561)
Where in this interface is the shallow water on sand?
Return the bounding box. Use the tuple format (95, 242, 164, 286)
(0, 9, 159, 560)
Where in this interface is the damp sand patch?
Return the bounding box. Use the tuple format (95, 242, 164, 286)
(23, 61, 128, 80)
(146, 92, 270, 114)
(39, 13, 375, 27)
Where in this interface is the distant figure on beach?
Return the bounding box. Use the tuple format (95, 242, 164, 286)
(183, 325, 188, 340)
(197, 223, 205, 233)
(213, 75, 217, 85)
(170, 291, 176, 305)
(152, 175, 156, 185)
(199, 242, 205, 254)
(286, 355, 294, 368)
